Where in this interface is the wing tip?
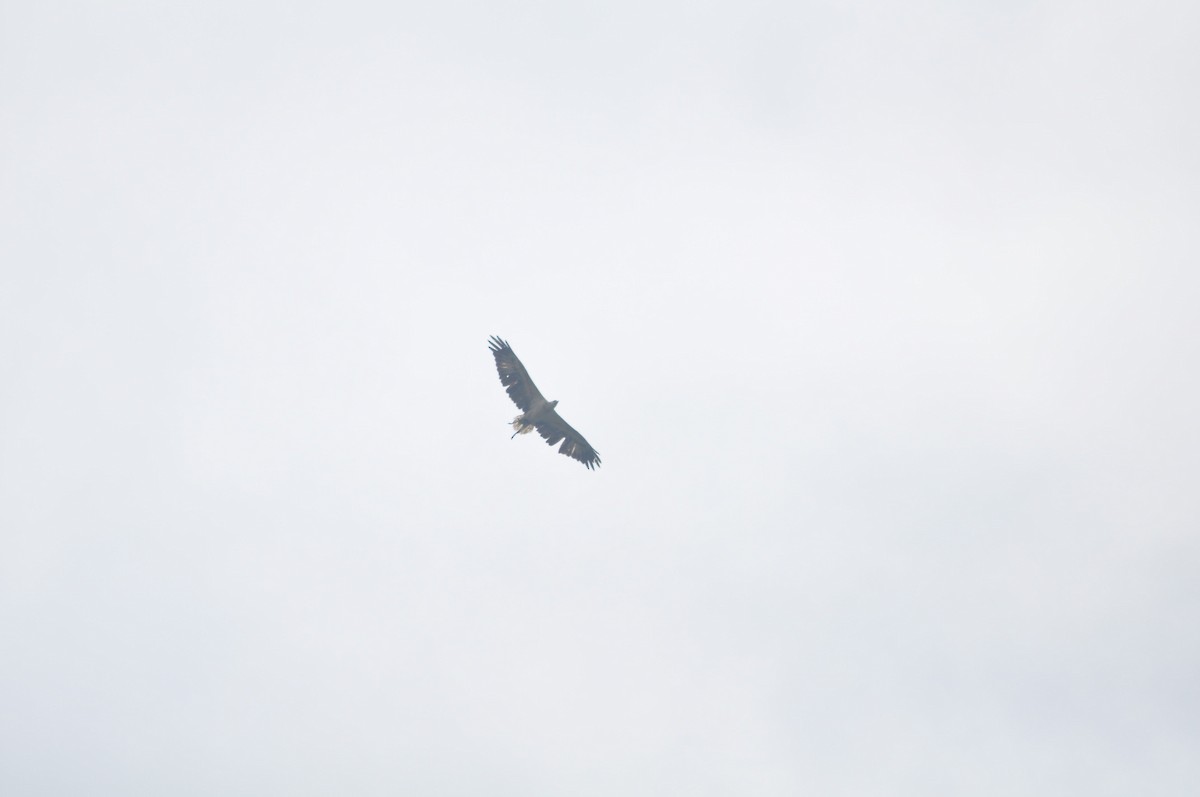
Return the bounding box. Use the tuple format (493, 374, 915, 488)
(572, 446, 602, 471)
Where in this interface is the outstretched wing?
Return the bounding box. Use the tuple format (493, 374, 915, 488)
(489, 336, 547, 412)
(533, 408, 602, 470)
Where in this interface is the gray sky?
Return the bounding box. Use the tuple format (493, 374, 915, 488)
(2, 1, 1198, 794)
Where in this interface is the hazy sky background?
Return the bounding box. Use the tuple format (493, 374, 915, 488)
(2, 2, 1198, 794)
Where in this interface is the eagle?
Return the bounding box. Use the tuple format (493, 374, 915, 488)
(488, 336, 601, 470)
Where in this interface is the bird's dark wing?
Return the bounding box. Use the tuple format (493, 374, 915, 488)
(489, 336, 547, 413)
(533, 407, 602, 470)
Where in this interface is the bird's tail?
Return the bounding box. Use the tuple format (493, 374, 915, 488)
(511, 415, 534, 438)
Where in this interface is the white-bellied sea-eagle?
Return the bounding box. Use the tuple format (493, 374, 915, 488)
(488, 336, 601, 470)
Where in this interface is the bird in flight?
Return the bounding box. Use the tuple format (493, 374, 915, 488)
(488, 336, 601, 470)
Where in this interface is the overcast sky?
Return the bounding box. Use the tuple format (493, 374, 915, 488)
(2, 2, 1198, 795)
